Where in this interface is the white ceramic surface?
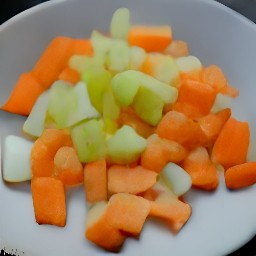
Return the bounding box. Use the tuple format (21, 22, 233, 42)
(0, 0, 256, 255)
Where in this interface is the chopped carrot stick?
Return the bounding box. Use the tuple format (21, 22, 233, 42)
(176, 79, 217, 117)
(58, 67, 80, 84)
(32, 36, 74, 89)
(157, 111, 207, 150)
(199, 108, 231, 143)
(105, 193, 150, 235)
(140, 134, 187, 173)
(179, 70, 202, 82)
(211, 117, 250, 169)
(128, 25, 172, 52)
(201, 65, 227, 92)
(1, 73, 44, 116)
(220, 84, 239, 98)
(117, 108, 155, 138)
(164, 40, 189, 58)
(54, 146, 83, 186)
(72, 39, 93, 56)
(149, 190, 192, 233)
(84, 160, 107, 204)
(224, 162, 256, 189)
(181, 147, 219, 190)
(31, 129, 73, 177)
(31, 177, 66, 227)
(107, 165, 157, 194)
(85, 201, 126, 252)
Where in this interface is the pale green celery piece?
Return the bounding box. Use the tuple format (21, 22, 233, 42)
(176, 55, 202, 73)
(110, 8, 130, 40)
(106, 39, 130, 72)
(48, 80, 76, 128)
(153, 55, 180, 85)
(133, 86, 164, 126)
(71, 119, 106, 163)
(129, 46, 146, 70)
(102, 89, 120, 134)
(211, 93, 233, 113)
(23, 90, 50, 137)
(48, 81, 99, 129)
(81, 67, 112, 113)
(107, 125, 147, 164)
(69, 55, 104, 73)
(91, 30, 112, 60)
(161, 162, 192, 197)
(111, 70, 178, 106)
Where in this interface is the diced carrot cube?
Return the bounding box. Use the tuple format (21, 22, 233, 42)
(31, 177, 66, 227)
(108, 165, 157, 194)
(105, 193, 150, 235)
(165, 40, 189, 58)
(211, 117, 250, 169)
(58, 67, 80, 84)
(84, 160, 107, 203)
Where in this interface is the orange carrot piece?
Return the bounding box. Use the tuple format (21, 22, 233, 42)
(199, 108, 231, 143)
(31, 129, 73, 177)
(107, 165, 157, 194)
(176, 79, 217, 117)
(164, 40, 189, 58)
(140, 135, 187, 173)
(179, 70, 202, 82)
(84, 160, 107, 204)
(117, 108, 155, 138)
(85, 202, 126, 252)
(54, 146, 83, 186)
(32, 36, 74, 89)
(128, 26, 172, 52)
(181, 147, 219, 190)
(1, 73, 44, 116)
(220, 84, 239, 98)
(157, 111, 207, 150)
(149, 191, 192, 233)
(201, 65, 227, 92)
(31, 177, 66, 227)
(224, 162, 256, 189)
(72, 39, 93, 56)
(105, 193, 150, 235)
(211, 117, 250, 169)
(58, 67, 80, 84)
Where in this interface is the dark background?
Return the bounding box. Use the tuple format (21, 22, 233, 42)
(0, 0, 255, 256)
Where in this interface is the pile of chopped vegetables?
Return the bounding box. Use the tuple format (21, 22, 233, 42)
(2, 8, 256, 252)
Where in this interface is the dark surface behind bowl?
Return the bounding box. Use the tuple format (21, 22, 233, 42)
(0, 0, 255, 256)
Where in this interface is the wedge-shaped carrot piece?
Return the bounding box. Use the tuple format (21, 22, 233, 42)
(31, 177, 66, 227)
(54, 146, 83, 186)
(84, 160, 107, 204)
(85, 201, 126, 252)
(149, 185, 192, 233)
(105, 193, 150, 235)
(211, 117, 250, 169)
(181, 147, 219, 190)
(224, 162, 256, 189)
(172, 101, 203, 120)
(1, 73, 44, 116)
(58, 67, 80, 84)
(165, 40, 189, 58)
(108, 165, 157, 194)
(117, 108, 155, 138)
(140, 134, 187, 173)
(128, 26, 172, 52)
(199, 108, 231, 143)
(201, 65, 227, 92)
(220, 84, 239, 98)
(72, 39, 93, 56)
(175, 79, 217, 117)
(157, 111, 207, 150)
(32, 36, 74, 89)
(31, 129, 73, 177)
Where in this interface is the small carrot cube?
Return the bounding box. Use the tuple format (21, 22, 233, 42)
(31, 177, 66, 227)
(84, 160, 107, 203)
(105, 193, 150, 235)
(58, 67, 80, 85)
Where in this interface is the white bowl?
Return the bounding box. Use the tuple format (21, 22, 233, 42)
(0, 0, 256, 255)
